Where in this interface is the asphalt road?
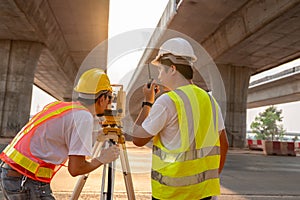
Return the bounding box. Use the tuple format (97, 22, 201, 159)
(45, 147, 300, 199)
(1, 144, 300, 200)
(220, 149, 300, 200)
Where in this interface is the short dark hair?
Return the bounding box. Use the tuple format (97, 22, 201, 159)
(77, 91, 109, 106)
(160, 58, 193, 80)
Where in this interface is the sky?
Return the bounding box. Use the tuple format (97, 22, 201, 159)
(106, 0, 169, 84)
(30, 0, 300, 133)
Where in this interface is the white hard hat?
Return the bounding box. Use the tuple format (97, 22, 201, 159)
(152, 37, 197, 66)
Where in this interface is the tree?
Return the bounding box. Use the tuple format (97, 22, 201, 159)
(250, 106, 286, 141)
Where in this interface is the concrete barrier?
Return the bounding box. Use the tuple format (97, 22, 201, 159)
(280, 142, 296, 156)
(295, 142, 300, 156)
(287, 142, 296, 156)
(247, 139, 263, 150)
(263, 141, 296, 156)
(273, 141, 282, 155)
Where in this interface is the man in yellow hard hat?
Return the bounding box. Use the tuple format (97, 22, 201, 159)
(132, 38, 229, 200)
(0, 68, 120, 199)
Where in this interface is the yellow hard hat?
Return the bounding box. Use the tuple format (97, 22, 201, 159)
(74, 68, 112, 99)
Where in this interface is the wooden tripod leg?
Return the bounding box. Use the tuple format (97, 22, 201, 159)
(119, 143, 136, 200)
(101, 139, 135, 200)
(107, 161, 115, 200)
(101, 163, 107, 200)
(101, 140, 116, 200)
(70, 174, 89, 200)
(70, 140, 103, 200)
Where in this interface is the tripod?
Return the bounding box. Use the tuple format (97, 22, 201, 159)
(70, 115, 135, 200)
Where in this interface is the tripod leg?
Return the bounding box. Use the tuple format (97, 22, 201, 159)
(101, 164, 107, 200)
(101, 140, 116, 200)
(70, 140, 103, 200)
(70, 174, 89, 200)
(107, 161, 115, 200)
(119, 143, 135, 200)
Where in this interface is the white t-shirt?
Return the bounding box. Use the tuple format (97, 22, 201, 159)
(142, 93, 225, 150)
(30, 109, 94, 164)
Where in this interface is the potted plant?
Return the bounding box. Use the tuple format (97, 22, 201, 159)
(250, 106, 286, 155)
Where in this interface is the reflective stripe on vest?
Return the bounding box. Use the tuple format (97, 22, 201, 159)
(153, 145, 220, 163)
(152, 168, 219, 187)
(1, 101, 87, 181)
(151, 85, 220, 199)
(4, 146, 53, 178)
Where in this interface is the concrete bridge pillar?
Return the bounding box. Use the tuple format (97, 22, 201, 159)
(216, 64, 252, 148)
(0, 40, 43, 138)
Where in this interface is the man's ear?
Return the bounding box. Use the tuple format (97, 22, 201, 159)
(97, 96, 104, 105)
(170, 65, 176, 74)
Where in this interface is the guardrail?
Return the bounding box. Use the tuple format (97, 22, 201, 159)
(249, 65, 300, 87)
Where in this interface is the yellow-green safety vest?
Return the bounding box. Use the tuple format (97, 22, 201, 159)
(152, 84, 221, 200)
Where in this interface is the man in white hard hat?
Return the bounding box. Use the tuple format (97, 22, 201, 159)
(0, 68, 120, 199)
(132, 37, 229, 200)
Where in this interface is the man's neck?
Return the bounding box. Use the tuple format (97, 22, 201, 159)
(79, 101, 96, 116)
(171, 77, 191, 90)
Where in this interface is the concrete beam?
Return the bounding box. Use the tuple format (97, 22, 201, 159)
(247, 72, 300, 108)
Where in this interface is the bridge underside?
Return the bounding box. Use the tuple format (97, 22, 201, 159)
(127, 0, 300, 147)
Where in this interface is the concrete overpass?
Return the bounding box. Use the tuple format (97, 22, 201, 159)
(248, 65, 300, 108)
(0, 0, 109, 137)
(0, 0, 300, 148)
(126, 0, 300, 147)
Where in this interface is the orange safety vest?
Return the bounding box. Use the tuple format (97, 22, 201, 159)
(0, 101, 88, 183)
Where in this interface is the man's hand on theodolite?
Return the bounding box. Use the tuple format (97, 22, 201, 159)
(96, 145, 120, 164)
